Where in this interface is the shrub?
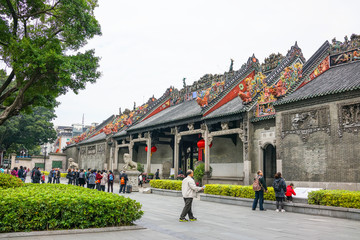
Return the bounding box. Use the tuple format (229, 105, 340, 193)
(193, 163, 212, 184)
(0, 184, 143, 232)
(308, 189, 360, 209)
(41, 171, 67, 178)
(150, 180, 182, 191)
(204, 184, 275, 201)
(137, 163, 144, 173)
(0, 174, 24, 189)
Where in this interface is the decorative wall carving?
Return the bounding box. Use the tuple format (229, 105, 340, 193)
(281, 107, 330, 141)
(338, 102, 360, 137)
(97, 144, 105, 153)
(87, 145, 96, 155)
(80, 147, 86, 155)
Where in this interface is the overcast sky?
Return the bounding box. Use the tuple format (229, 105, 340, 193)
(53, 0, 360, 126)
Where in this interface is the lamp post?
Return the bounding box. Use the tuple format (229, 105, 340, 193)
(43, 146, 47, 171)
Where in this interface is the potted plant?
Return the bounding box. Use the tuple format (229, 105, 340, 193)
(148, 173, 154, 179)
(170, 174, 174, 180)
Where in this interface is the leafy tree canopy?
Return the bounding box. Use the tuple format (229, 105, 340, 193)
(0, 0, 102, 125)
(0, 106, 57, 155)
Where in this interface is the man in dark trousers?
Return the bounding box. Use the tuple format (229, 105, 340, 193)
(33, 167, 42, 183)
(155, 169, 160, 179)
(119, 171, 128, 194)
(179, 170, 203, 222)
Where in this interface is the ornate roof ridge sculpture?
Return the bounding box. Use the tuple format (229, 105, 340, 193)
(202, 55, 260, 114)
(261, 53, 285, 74)
(329, 33, 360, 68)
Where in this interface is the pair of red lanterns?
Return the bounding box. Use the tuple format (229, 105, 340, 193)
(145, 146, 157, 153)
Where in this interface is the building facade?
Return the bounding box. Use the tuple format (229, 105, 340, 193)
(64, 34, 360, 190)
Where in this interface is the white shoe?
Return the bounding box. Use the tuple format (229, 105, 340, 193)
(275, 209, 279, 212)
(281, 209, 286, 212)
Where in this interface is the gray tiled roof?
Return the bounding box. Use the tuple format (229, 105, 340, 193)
(113, 129, 127, 138)
(203, 97, 245, 119)
(128, 100, 202, 131)
(79, 132, 107, 145)
(276, 61, 360, 105)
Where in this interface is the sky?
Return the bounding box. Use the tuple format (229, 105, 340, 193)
(53, 0, 360, 126)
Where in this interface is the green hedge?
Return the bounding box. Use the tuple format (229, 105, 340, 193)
(204, 184, 276, 201)
(149, 180, 182, 191)
(0, 173, 24, 189)
(0, 184, 143, 232)
(308, 190, 360, 209)
(41, 171, 67, 178)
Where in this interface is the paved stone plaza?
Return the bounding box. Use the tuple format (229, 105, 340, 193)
(2, 191, 360, 240)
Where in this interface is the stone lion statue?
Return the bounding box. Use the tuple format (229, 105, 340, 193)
(68, 158, 79, 169)
(122, 153, 137, 170)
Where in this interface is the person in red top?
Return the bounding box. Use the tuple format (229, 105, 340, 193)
(95, 170, 102, 191)
(285, 183, 296, 203)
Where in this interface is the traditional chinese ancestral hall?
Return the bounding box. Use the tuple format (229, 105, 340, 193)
(64, 34, 360, 190)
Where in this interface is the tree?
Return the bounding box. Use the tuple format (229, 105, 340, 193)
(0, 0, 101, 125)
(0, 106, 57, 155)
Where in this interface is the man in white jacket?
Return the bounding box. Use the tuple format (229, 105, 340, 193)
(179, 169, 204, 222)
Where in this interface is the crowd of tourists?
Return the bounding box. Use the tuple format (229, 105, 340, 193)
(252, 170, 296, 212)
(66, 168, 133, 193)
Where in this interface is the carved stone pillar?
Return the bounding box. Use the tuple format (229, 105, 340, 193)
(241, 115, 251, 185)
(204, 125, 210, 173)
(146, 132, 152, 174)
(114, 142, 119, 171)
(174, 128, 180, 177)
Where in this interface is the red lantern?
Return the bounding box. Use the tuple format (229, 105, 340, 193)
(151, 146, 157, 153)
(145, 146, 157, 153)
(197, 139, 212, 161)
(197, 139, 205, 149)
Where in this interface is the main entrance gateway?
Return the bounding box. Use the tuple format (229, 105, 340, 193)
(263, 144, 276, 186)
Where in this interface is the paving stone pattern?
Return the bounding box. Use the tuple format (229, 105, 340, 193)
(2, 190, 360, 240)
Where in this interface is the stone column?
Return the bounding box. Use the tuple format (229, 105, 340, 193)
(204, 125, 210, 173)
(146, 132, 152, 174)
(242, 114, 252, 185)
(114, 142, 119, 171)
(174, 128, 180, 177)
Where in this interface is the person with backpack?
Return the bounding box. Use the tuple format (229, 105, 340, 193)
(252, 170, 267, 211)
(273, 172, 287, 212)
(88, 170, 96, 189)
(107, 170, 115, 193)
(119, 171, 128, 194)
(95, 170, 102, 190)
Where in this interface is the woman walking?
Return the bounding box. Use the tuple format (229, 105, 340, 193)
(78, 169, 86, 187)
(273, 172, 287, 212)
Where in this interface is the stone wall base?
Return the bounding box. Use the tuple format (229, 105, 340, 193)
(289, 181, 360, 191)
(151, 188, 182, 197)
(200, 194, 360, 221)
